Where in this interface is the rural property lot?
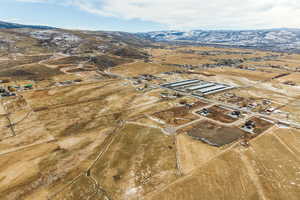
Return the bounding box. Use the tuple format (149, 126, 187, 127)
(152, 101, 207, 126)
(186, 120, 246, 147)
(197, 105, 238, 123)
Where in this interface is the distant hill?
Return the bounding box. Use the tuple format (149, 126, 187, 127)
(0, 20, 55, 29)
(2, 20, 300, 53)
(0, 26, 151, 60)
(137, 29, 300, 53)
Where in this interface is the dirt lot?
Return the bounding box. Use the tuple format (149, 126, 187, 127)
(247, 117, 274, 135)
(152, 106, 198, 126)
(185, 120, 246, 147)
(197, 105, 238, 123)
(151, 101, 206, 126)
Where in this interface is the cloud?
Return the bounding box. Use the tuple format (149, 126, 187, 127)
(16, 0, 50, 2)
(16, 0, 300, 30)
(70, 0, 114, 16)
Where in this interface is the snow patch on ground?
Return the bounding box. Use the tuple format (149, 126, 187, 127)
(125, 186, 142, 198)
(30, 30, 81, 43)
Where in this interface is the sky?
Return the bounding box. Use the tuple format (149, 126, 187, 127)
(1, 0, 300, 32)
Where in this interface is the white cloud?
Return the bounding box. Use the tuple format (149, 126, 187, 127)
(16, 0, 50, 2)
(17, 0, 300, 30)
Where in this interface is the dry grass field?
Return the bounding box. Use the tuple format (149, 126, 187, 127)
(146, 127, 300, 200)
(204, 67, 281, 82)
(146, 150, 262, 200)
(110, 61, 181, 77)
(0, 43, 299, 200)
(90, 123, 179, 199)
(243, 133, 300, 200)
(175, 133, 221, 174)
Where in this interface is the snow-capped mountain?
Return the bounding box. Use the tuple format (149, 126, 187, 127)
(137, 29, 300, 52)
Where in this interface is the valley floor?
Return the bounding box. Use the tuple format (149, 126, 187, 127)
(0, 45, 299, 200)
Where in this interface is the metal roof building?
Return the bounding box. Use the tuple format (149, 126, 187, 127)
(161, 79, 235, 96)
(197, 85, 227, 94)
(187, 83, 215, 91)
(164, 79, 200, 88)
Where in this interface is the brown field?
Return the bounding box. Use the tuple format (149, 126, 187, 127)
(0, 40, 299, 200)
(90, 124, 179, 199)
(243, 133, 300, 200)
(0, 78, 163, 199)
(0, 55, 52, 71)
(52, 175, 102, 200)
(151, 101, 206, 126)
(0, 143, 60, 200)
(146, 131, 300, 200)
(273, 128, 300, 154)
(273, 73, 300, 85)
(149, 46, 273, 67)
(185, 120, 246, 147)
(0, 114, 11, 140)
(162, 54, 215, 65)
(205, 67, 280, 82)
(152, 106, 199, 126)
(198, 105, 238, 123)
(0, 64, 63, 81)
(111, 61, 180, 77)
(23, 80, 132, 111)
(247, 117, 274, 135)
(176, 133, 221, 174)
(0, 97, 54, 154)
(246, 59, 300, 71)
(277, 100, 300, 123)
(147, 150, 261, 200)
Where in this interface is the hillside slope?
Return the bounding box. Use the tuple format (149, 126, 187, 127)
(137, 29, 300, 52)
(0, 27, 151, 82)
(0, 20, 54, 29)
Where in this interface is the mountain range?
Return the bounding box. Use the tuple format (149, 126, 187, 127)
(137, 29, 300, 52)
(1, 20, 300, 52)
(0, 20, 54, 30)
